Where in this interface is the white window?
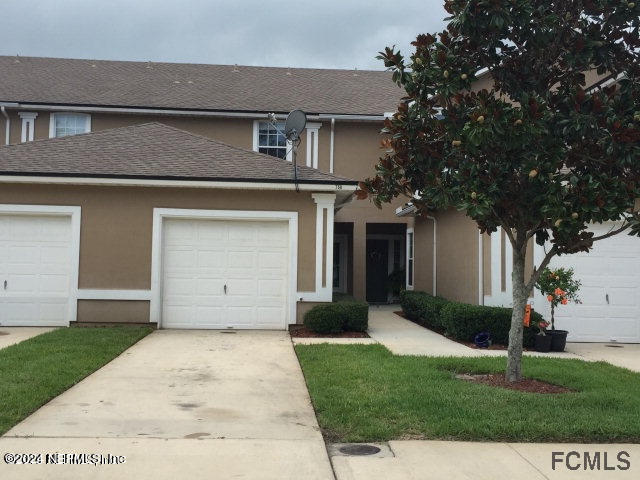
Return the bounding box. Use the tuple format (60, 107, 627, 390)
(19, 112, 38, 142)
(49, 113, 91, 138)
(406, 228, 414, 290)
(252, 121, 292, 161)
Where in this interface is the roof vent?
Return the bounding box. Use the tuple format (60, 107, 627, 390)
(91, 64, 97, 68)
(286, 67, 292, 76)
(173, 80, 181, 84)
(14, 55, 20, 64)
(353, 68, 358, 77)
(233, 64, 239, 73)
(146, 62, 153, 69)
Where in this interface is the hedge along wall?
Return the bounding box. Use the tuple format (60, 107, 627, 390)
(400, 290, 539, 348)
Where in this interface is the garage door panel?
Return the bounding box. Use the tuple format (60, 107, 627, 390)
(162, 218, 289, 329)
(227, 250, 257, 269)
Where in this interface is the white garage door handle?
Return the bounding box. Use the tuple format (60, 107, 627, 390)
(606, 293, 609, 305)
(224, 284, 227, 295)
(3, 280, 6, 290)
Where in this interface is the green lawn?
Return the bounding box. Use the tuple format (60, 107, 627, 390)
(295, 344, 640, 443)
(0, 327, 152, 435)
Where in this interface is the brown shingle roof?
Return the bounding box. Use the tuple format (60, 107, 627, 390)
(0, 56, 402, 116)
(0, 122, 356, 185)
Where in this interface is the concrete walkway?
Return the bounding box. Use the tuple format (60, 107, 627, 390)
(365, 306, 640, 372)
(0, 327, 56, 349)
(366, 305, 583, 359)
(0, 330, 334, 480)
(332, 440, 639, 480)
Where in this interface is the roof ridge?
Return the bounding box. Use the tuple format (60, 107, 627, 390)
(1, 55, 390, 74)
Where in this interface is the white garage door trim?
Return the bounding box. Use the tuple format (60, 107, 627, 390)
(150, 208, 298, 329)
(0, 204, 81, 326)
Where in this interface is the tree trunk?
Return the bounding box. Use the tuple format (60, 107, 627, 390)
(506, 247, 527, 383)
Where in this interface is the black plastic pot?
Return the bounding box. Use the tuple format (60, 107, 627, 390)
(547, 329, 568, 352)
(534, 334, 552, 352)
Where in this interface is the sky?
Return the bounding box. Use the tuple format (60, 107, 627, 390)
(0, 0, 447, 70)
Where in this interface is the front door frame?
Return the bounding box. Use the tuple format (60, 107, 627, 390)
(150, 208, 298, 329)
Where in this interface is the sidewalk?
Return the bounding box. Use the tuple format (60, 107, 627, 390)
(331, 440, 639, 480)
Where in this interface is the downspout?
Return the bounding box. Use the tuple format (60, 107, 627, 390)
(426, 215, 437, 296)
(1, 107, 9, 145)
(329, 118, 335, 173)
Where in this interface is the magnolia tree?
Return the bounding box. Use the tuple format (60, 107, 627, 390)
(360, 0, 640, 381)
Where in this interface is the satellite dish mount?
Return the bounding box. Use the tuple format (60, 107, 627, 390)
(267, 109, 307, 192)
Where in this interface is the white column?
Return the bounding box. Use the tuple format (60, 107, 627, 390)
(311, 193, 335, 301)
(18, 112, 37, 142)
(306, 122, 322, 169)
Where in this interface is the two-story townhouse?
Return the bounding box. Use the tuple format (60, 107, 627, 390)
(0, 55, 406, 329)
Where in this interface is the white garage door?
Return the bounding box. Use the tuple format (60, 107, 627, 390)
(0, 214, 73, 326)
(161, 218, 289, 329)
(547, 223, 640, 343)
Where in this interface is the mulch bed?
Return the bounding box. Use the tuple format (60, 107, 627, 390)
(289, 326, 369, 338)
(455, 373, 573, 394)
(393, 311, 532, 351)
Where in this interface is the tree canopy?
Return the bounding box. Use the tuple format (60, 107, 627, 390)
(360, 0, 640, 381)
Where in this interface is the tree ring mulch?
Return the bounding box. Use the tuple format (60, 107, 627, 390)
(289, 326, 369, 338)
(455, 373, 574, 394)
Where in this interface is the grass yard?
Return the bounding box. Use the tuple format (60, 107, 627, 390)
(0, 327, 152, 435)
(295, 344, 640, 443)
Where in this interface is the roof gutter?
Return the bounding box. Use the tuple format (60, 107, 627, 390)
(0, 102, 387, 123)
(0, 106, 9, 145)
(0, 173, 357, 192)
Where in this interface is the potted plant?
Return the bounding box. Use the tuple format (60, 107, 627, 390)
(535, 268, 581, 352)
(534, 320, 552, 352)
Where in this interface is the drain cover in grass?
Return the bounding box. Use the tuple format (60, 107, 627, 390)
(339, 444, 381, 456)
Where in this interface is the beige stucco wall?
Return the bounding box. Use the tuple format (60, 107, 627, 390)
(2, 109, 411, 302)
(0, 183, 322, 324)
(414, 210, 479, 304)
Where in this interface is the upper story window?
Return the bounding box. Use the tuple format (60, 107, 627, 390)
(252, 121, 291, 161)
(49, 113, 91, 138)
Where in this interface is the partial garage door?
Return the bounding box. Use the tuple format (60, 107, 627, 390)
(161, 218, 289, 329)
(548, 222, 640, 343)
(0, 214, 73, 326)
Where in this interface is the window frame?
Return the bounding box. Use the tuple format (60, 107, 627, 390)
(406, 228, 415, 290)
(252, 120, 292, 161)
(49, 113, 92, 139)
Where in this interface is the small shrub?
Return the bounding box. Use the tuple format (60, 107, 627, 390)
(399, 290, 450, 329)
(304, 301, 369, 333)
(339, 302, 369, 332)
(439, 302, 540, 348)
(304, 305, 344, 334)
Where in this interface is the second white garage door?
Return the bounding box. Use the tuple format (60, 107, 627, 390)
(161, 218, 290, 329)
(545, 222, 640, 343)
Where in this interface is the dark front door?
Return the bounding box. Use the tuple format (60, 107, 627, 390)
(366, 239, 389, 303)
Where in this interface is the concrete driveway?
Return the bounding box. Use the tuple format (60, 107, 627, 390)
(0, 330, 333, 480)
(0, 327, 56, 349)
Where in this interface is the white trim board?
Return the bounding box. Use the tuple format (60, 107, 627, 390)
(77, 289, 151, 301)
(0, 203, 81, 326)
(150, 208, 299, 329)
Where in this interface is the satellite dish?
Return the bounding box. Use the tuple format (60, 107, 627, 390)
(284, 109, 307, 141)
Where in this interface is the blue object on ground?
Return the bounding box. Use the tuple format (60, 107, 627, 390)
(474, 332, 491, 348)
